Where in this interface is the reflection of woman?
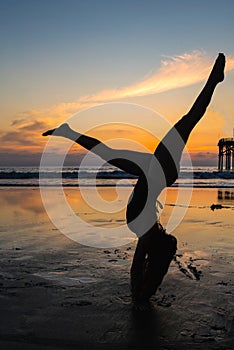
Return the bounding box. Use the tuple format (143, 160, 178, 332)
(43, 53, 225, 307)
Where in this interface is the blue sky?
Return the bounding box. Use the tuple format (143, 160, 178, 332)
(1, 0, 234, 165)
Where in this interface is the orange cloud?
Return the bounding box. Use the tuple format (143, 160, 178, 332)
(78, 51, 234, 103)
(0, 119, 51, 152)
(12, 51, 234, 125)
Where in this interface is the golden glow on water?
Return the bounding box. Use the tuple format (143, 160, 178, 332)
(0, 187, 233, 253)
(63, 186, 127, 228)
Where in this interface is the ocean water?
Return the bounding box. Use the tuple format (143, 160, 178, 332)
(0, 165, 234, 187)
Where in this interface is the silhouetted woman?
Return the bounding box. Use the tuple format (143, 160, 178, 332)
(43, 53, 225, 308)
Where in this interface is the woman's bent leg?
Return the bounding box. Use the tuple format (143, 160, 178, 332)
(43, 123, 150, 176)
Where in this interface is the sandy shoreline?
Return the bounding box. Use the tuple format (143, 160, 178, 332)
(0, 187, 233, 349)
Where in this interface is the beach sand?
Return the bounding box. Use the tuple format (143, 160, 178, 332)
(0, 187, 233, 349)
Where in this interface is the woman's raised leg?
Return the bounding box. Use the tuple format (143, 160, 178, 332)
(151, 53, 225, 187)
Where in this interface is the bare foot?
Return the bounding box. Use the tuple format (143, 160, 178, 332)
(209, 53, 225, 84)
(42, 123, 71, 137)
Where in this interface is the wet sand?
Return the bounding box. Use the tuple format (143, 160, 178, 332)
(0, 187, 233, 349)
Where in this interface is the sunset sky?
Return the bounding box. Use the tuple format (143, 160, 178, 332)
(1, 0, 234, 166)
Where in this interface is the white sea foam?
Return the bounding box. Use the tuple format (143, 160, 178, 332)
(0, 166, 234, 187)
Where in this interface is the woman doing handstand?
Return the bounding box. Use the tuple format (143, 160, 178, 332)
(43, 53, 225, 307)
